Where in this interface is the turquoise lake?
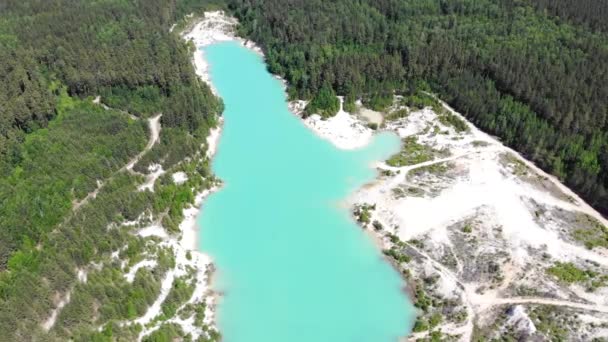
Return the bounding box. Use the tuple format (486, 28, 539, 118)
(198, 41, 416, 342)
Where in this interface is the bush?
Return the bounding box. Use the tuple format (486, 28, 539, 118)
(304, 84, 340, 118)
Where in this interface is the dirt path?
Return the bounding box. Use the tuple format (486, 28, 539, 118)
(405, 239, 608, 341)
(475, 295, 608, 314)
(72, 114, 161, 211)
(45, 112, 162, 331)
(125, 115, 161, 172)
(436, 99, 608, 228)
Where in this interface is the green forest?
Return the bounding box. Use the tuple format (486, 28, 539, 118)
(228, 0, 608, 216)
(0, 0, 607, 340)
(0, 0, 226, 266)
(0, 0, 224, 340)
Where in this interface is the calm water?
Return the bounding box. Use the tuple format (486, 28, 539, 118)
(198, 41, 415, 342)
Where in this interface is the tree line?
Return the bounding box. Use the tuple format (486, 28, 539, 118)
(228, 0, 608, 216)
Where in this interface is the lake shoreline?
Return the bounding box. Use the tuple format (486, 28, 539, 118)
(183, 10, 608, 342)
(185, 10, 416, 341)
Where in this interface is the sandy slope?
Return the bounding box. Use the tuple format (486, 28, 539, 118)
(301, 97, 608, 340)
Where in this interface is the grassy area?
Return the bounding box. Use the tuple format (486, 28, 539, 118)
(461, 224, 473, 234)
(547, 262, 589, 284)
(499, 152, 530, 176)
(386, 136, 448, 167)
(391, 186, 425, 199)
(546, 262, 608, 291)
(385, 108, 410, 122)
(409, 162, 450, 178)
(571, 214, 608, 250)
(529, 305, 574, 341)
(437, 111, 469, 133)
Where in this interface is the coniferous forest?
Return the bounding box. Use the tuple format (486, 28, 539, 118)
(0, 0, 225, 266)
(0, 0, 223, 339)
(228, 0, 608, 217)
(0, 0, 607, 339)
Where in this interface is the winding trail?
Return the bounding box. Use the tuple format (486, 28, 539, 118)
(379, 150, 608, 340)
(125, 115, 161, 172)
(472, 294, 608, 314)
(43, 104, 162, 331)
(72, 113, 161, 211)
(404, 239, 608, 341)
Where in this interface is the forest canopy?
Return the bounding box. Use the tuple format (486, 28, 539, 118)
(228, 0, 608, 216)
(0, 1, 224, 338)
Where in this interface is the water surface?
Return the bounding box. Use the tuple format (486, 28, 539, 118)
(198, 41, 415, 342)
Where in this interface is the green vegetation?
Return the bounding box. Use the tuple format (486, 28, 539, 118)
(142, 323, 185, 342)
(392, 186, 425, 199)
(0, 0, 224, 340)
(437, 111, 469, 133)
(528, 0, 608, 32)
(160, 276, 196, 319)
(529, 305, 573, 341)
(387, 136, 448, 167)
(0, 97, 147, 267)
(385, 108, 409, 122)
(372, 220, 384, 231)
(363, 92, 394, 112)
(303, 84, 339, 118)
(401, 91, 442, 113)
(471, 140, 490, 148)
(500, 153, 530, 177)
(409, 162, 450, 178)
(571, 214, 608, 250)
(353, 203, 376, 226)
(228, 0, 608, 217)
(383, 248, 411, 264)
(546, 262, 608, 290)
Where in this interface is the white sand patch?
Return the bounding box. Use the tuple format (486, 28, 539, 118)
(570, 284, 608, 307)
(359, 107, 383, 125)
(206, 121, 222, 159)
(300, 94, 608, 339)
(179, 187, 218, 251)
(302, 97, 373, 149)
(180, 206, 201, 251)
(124, 184, 218, 340)
(172, 171, 188, 185)
(42, 291, 72, 331)
(125, 260, 158, 283)
(136, 270, 175, 326)
(138, 163, 165, 192)
(183, 11, 239, 49)
(506, 305, 536, 333)
(341, 101, 608, 268)
(77, 269, 88, 283)
(288, 100, 308, 116)
(438, 100, 607, 228)
(435, 267, 460, 300)
(138, 224, 168, 239)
